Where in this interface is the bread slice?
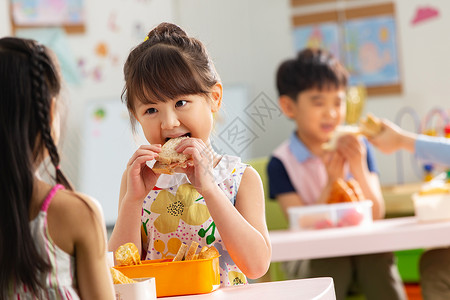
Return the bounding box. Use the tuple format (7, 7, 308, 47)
(198, 245, 219, 260)
(184, 241, 199, 261)
(199, 246, 208, 255)
(322, 125, 361, 151)
(359, 113, 382, 137)
(158, 137, 189, 165)
(173, 243, 188, 262)
(153, 137, 191, 174)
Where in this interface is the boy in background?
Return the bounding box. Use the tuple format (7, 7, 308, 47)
(267, 48, 406, 300)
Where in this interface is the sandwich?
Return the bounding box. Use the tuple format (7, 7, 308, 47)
(322, 125, 361, 151)
(152, 136, 192, 175)
(359, 113, 382, 137)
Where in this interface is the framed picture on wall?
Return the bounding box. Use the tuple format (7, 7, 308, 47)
(291, 2, 402, 96)
(10, 0, 85, 33)
(344, 15, 400, 89)
(293, 22, 341, 60)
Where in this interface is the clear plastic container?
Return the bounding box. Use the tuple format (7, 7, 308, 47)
(287, 200, 373, 230)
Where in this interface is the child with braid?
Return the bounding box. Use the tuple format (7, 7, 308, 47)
(108, 23, 271, 286)
(0, 37, 114, 299)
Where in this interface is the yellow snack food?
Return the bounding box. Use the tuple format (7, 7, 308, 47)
(173, 243, 188, 262)
(115, 242, 141, 266)
(359, 113, 382, 137)
(185, 241, 199, 261)
(172, 242, 219, 261)
(110, 267, 136, 284)
(419, 184, 450, 195)
(198, 246, 219, 260)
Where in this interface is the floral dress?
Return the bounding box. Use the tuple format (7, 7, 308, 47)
(141, 155, 248, 286)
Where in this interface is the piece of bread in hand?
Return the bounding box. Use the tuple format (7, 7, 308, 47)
(322, 125, 361, 151)
(110, 267, 136, 284)
(115, 242, 141, 266)
(153, 136, 192, 175)
(359, 113, 382, 137)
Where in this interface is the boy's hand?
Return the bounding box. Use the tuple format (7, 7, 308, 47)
(336, 134, 366, 175)
(125, 144, 161, 202)
(322, 151, 345, 183)
(175, 138, 217, 195)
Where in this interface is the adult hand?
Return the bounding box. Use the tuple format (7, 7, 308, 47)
(369, 119, 415, 154)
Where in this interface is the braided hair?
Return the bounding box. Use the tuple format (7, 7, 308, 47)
(0, 37, 72, 297)
(122, 22, 220, 132)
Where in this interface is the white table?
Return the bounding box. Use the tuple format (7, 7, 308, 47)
(270, 216, 450, 262)
(163, 277, 335, 300)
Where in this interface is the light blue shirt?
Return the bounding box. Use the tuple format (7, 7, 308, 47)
(415, 135, 450, 166)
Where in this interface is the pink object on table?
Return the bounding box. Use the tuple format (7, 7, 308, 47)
(411, 6, 439, 25)
(315, 219, 335, 229)
(337, 208, 364, 227)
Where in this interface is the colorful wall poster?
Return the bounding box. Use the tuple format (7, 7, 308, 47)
(292, 22, 340, 59)
(343, 15, 400, 87)
(11, 0, 84, 26)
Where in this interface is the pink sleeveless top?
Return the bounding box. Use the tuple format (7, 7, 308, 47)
(273, 141, 328, 205)
(12, 184, 80, 300)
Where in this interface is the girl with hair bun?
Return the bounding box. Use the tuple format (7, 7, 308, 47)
(108, 22, 271, 286)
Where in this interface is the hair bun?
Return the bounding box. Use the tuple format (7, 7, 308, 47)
(147, 22, 187, 39)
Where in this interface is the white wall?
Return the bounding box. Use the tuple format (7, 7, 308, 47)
(1, 0, 174, 224)
(0, 0, 10, 36)
(1, 1, 174, 189)
(59, 0, 174, 186)
(1, 0, 449, 204)
(175, 0, 450, 185)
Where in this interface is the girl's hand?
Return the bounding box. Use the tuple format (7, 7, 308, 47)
(336, 134, 366, 176)
(175, 138, 217, 195)
(322, 151, 345, 183)
(125, 144, 161, 202)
